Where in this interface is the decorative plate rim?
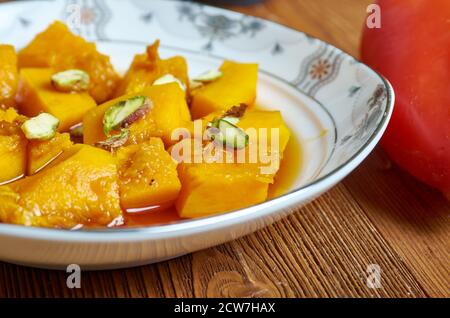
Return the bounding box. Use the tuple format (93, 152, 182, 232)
(0, 0, 395, 239)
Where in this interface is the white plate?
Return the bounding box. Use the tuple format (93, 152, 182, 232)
(0, 0, 394, 270)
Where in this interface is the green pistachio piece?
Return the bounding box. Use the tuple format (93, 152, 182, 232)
(51, 69, 90, 93)
(207, 118, 249, 150)
(192, 70, 223, 82)
(21, 113, 59, 140)
(102, 96, 151, 136)
(95, 128, 130, 151)
(189, 80, 204, 90)
(69, 124, 83, 138)
(221, 116, 240, 125)
(222, 104, 247, 118)
(153, 74, 186, 91)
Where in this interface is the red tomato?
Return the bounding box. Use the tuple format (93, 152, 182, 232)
(361, 0, 450, 198)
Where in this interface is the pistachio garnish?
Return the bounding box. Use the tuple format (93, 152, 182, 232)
(21, 113, 59, 140)
(153, 74, 186, 91)
(207, 118, 249, 150)
(51, 69, 90, 93)
(95, 128, 130, 151)
(69, 124, 83, 138)
(103, 96, 152, 136)
(189, 80, 204, 90)
(192, 70, 223, 82)
(120, 102, 151, 128)
(190, 70, 223, 90)
(221, 116, 240, 126)
(222, 103, 247, 119)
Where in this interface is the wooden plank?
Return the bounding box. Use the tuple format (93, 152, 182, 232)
(227, 0, 373, 56)
(188, 185, 427, 298)
(343, 150, 450, 297)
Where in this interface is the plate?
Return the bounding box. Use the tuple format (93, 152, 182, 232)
(0, 0, 394, 270)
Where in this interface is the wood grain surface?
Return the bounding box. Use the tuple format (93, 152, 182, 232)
(0, 0, 448, 298)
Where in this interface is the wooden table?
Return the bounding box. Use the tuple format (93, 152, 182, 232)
(0, 0, 448, 298)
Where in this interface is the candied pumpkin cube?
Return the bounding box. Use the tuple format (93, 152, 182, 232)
(115, 40, 189, 96)
(83, 82, 191, 147)
(238, 110, 290, 153)
(117, 138, 181, 209)
(238, 110, 290, 177)
(201, 109, 291, 177)
(174, 149, 270, 218)
(0, 144, 122, 228)
(0, 121, 27, 185)
(18, 21, 119, 103)
(136, 83, 191, 145)
(27, 132, 73, 175)
(190, 61, 258, 119)
(83, 95, 128, 146)
(0, 45, 18, 109)
(17, 68, 96, 132)
(173, 109, 290, 217)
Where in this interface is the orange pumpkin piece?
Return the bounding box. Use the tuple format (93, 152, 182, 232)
(115, 40, 189, 96)
(173, 139, 270, 218)
(27, 132, 73, 175)
(83, 93, 155, 147)
(18, 21, 119, 103)
(200, 109, 291, 177)
(0, 144, 122, 228)
(83, 83, 191, 147)
(0, 45, 18, 109)
(190, 61, 258, 119)
(204, 109, 290, 154)
(0, 109, 27, 184)
(117, 138, 181, 210)
(17, 68, 96, 132)
(132, 83, 192, 146)
(173, 109, 290, 218)
(238, 110, 290, 150)
(237, 110, 290, 175)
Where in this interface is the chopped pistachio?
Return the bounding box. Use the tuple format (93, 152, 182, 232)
(221, 116, 240, 126)
(209, 104, 248, 129)
(189, 80, 204, 90)
(153, 74, 186, 91)
(69, 124, 83, 138)
(223, 104, 247, 118)
(95, 128, 130, 151)
(51, 69, 90, 93)
(103, 96, 151, 136)
(21, 113, 59, 140)
(120, 102, 151, 127)
(192, 69, 223, 82)
(207, 118, 249, 149)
